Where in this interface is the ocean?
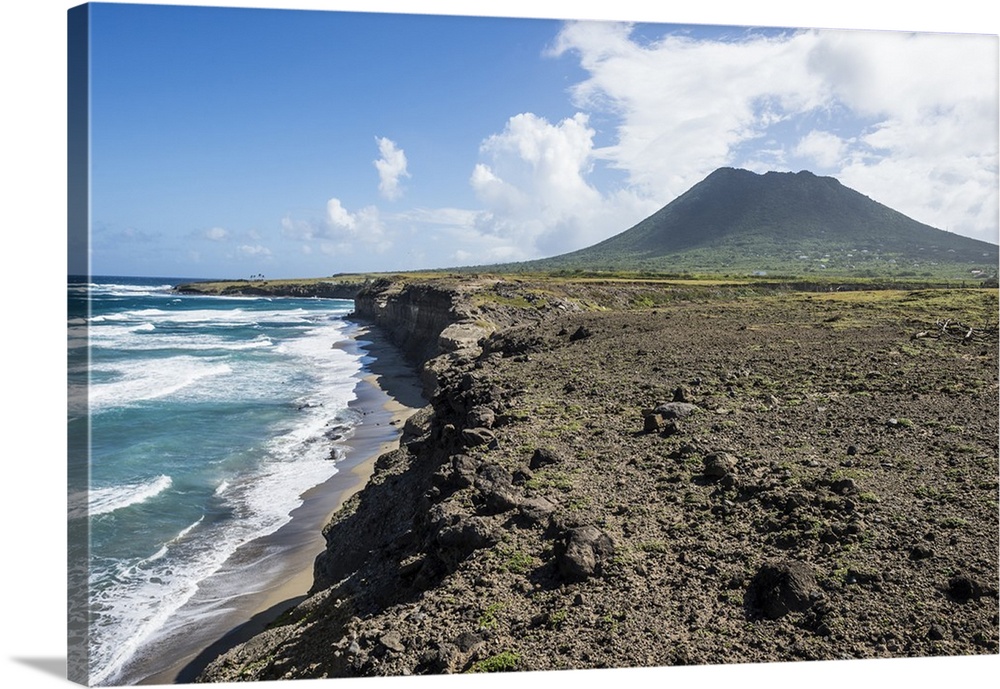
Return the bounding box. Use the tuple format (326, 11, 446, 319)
(67, 276, 367, 685)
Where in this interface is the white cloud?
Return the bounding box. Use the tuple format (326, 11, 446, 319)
(326, 199, 386, 241)
(373, 136, 410, 201)
(551, 23, 831, 199)
(794, 130, 848, 168)
(276, 23, 997, 273)
(204, 226, 229, 241)
(278, 195, 394, 267)
(238, 244, 272, 257)
(326, 198, 357, 230)
(468, 111, 655, 261)
(547, 22, 998, 242)
(280, 215, 317, 241)
(306, 198, 393, 253)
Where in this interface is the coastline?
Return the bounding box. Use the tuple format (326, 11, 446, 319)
(136, 322, 425, 686)
(193, 277, 999, 683)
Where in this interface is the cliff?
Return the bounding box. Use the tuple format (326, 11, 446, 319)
(175, 277, 368, 300)
(196, 277, 998, 681)
(352, 277, 483, 370)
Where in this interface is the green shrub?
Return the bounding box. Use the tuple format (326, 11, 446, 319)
(469, 651, 521, 673)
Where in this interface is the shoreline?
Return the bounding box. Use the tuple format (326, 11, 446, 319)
(170, 277, 1000, 683)
(136, 322, 425, 686)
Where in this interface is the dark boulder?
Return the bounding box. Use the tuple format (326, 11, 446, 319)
(530, 447, 569, 469)
(744, 560, 820, 620)
(401, 405, 435, 445)
(556, 525, 615, 582)
(435, 515, 497, 552)
(446, 454, 478, 489)
(654, 402, 699, 419)
(518, 496, 558, 525)
(947, 574, 985, 602)
(466, 405, 496, 429)
(475, 463, 519, 514)
(461, 427, 497, 448)
(703, 452, 737, 479)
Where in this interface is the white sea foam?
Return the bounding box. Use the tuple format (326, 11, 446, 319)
(88, 325, 273, 353)
(143, 546, 169, 563)
(79, 475, 173, 519)
(84, 292, 362, 684)
(89, 281, 174, 293)
(89, 544, 238, 685)
(87, 449, 346, 685)
(88, 312, 131, 323)
(89, 357, 234, 410)
(91, 428, 359, 683)
(91, 306, 314, 326)
(171, 516, 205, 543)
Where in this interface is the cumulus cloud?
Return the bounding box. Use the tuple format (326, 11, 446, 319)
(326, 198, 387, 242)
(279, 197, 393, 263)
(326, 198, 357, 231)
(275, 23, 996, 273)
(811, 32, 999, 238)
(374, 136, 410, 201)
(794, 131, 849, 169)
(547, 22, 998, 242)
(468, 111, 655, 261)
(550, 23, 830, 199)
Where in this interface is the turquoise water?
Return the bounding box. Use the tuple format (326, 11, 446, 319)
(68, 276, 363, 685)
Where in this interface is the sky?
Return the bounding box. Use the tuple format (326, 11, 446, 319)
(72, 1, 999, 279)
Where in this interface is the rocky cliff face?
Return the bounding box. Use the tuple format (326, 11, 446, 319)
(351, 278, 501, 397)
(196, 278, 999, 682)
(353, 278, 470, 365)
(198, 278, 623, 681)
(175, 279, 366, 300)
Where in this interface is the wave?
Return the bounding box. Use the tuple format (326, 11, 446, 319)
(90, 306, 313, 326)
(169, 516, 205, 545)
(85, 450, 347, 684)
(89, 358, 234, 411)
(75, 475, 173, 519)
(89, 327, 274, 353)
(86, 386, 363, 683)
(88, 282, 176, 294)
(80, 281, 364, 683)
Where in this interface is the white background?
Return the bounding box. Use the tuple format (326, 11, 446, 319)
(1, 1, 997, 688)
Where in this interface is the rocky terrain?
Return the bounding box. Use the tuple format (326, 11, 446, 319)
(196, 276, 998, 681)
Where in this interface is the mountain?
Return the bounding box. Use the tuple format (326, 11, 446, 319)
(492, 168, 999, 278)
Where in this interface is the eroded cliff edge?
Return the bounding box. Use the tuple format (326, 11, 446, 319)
(197, 277, 999, 681)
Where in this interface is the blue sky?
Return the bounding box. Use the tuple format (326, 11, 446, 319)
(77, 3, 999, 278)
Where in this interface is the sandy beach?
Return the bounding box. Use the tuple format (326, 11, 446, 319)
(136, 324, 425, 686)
